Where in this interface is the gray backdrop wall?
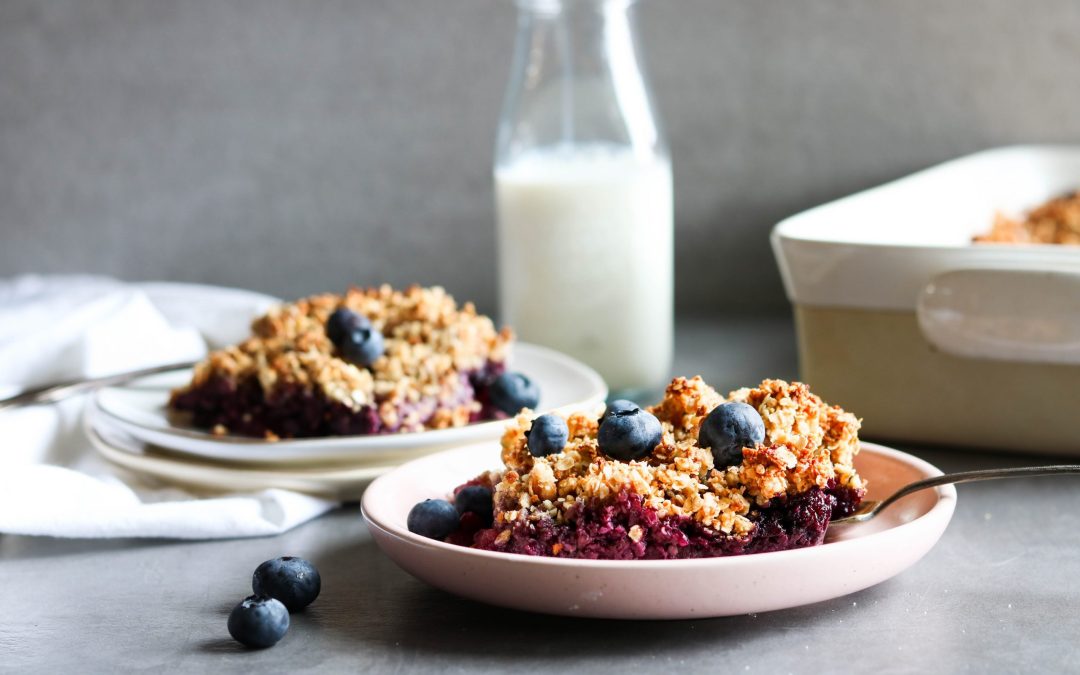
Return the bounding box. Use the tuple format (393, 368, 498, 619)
(3, 0, 1080, 316)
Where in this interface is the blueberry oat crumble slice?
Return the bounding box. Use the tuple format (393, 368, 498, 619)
(169, 285, 515, 439)
(410, 377, 866, 559)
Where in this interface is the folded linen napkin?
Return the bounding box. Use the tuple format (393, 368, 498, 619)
(0, 275, 336, 539)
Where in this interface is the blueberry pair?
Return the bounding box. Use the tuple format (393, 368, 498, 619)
(227, 556, 321, 649)
(525, 400, 661, 463)
(599, 398, 766, 468)
(407, 484, 495, 540)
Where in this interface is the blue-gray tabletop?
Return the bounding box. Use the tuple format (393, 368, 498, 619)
(3, 319, 1077, 673)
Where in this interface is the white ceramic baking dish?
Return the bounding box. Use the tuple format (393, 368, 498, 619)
(772, 145, 1080, 455)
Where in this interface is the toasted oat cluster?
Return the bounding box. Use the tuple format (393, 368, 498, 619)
(447, 377, 865, 559)
(169, 285, 512, 439)
(974, 191, 1080, 244)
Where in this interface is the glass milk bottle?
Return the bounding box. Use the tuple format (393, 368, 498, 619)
(495, 0, 673, 395)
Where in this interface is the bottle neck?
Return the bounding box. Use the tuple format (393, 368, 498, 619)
(516, 0, 638, 84)
(497, 0, 663, 163)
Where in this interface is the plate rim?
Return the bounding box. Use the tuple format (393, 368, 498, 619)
(86, 414, 394, 487)
(360, 440, 958, 570)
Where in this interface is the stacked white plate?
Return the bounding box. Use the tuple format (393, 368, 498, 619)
(86, 343, 607, 500)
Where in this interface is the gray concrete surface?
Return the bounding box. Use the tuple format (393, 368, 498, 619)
(3, 319, 1079, 673)
(4, 1, 1080, 314)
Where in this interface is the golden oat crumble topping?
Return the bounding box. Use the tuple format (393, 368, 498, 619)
(974, 191, 1080, 245)
(173, 285, 512, 432)
(493, 377, 863, 536)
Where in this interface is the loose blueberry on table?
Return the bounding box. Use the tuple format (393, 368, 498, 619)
(407, 377, 867, 559)
(226, 556, 322, 648)
(227, 595, 290, 649)
(252, 556, 322, 612)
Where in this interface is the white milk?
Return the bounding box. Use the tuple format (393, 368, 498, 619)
(496, 145, 673, 393)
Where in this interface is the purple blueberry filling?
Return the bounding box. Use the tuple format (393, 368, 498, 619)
(449, 480, 864, 560)
(170, 360, 506, 438)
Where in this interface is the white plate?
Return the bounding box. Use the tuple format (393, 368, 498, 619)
(362, 442, 957, 619)
(86, 413, 388, 500)
(91, 342, 607, 465)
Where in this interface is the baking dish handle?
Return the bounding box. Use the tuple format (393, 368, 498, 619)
(916, 268, 1080, 365)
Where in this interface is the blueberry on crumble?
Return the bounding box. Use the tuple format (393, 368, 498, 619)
(603, 399, 639, 417)
(338, 324, 384, 368)
(698, 401, 766, 468)
(488, 372, 540, 416)
(598, 406, 663, 461)
(526, 414, 569, 457)
(325, 307, 370, 345)
(325, 307, 384, 368)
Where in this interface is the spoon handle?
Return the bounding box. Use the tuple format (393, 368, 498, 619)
(866, 464, 1080, 520)
(0, 361, 196, 412)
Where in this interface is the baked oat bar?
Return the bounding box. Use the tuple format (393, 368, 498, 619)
(169, 285, 513, 439)
(436, 377, 866, 560)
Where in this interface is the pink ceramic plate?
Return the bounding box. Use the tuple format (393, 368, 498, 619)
(362, 441, 956, 619)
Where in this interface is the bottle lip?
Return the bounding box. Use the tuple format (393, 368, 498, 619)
(515, 0, 638, 12)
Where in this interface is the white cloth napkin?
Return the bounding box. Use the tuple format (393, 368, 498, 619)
(0, 275, 337, 539)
